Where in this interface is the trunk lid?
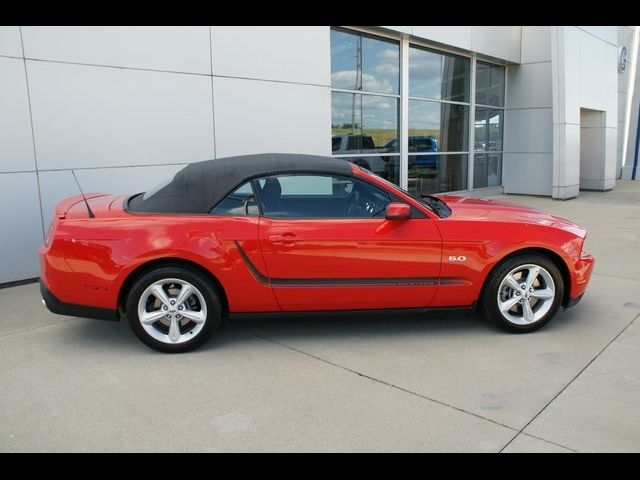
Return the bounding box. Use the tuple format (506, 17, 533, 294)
(55, 193, 117, 219)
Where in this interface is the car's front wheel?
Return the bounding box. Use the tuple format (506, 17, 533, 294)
(482, 254, 564, 333)
(126, 266, 221, 353)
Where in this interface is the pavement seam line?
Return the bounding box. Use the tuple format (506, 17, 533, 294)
(236, 326, 519, 434)
(591, 272, 640, 283)
(519, 432, 578, 452)
(498, 310, 640, 453)
(0, 317, 77, 339)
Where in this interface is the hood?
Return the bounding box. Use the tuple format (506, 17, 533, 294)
(437, 195, 586, 238)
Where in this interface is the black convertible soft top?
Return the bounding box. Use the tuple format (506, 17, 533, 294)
(127, 153, 354, 214)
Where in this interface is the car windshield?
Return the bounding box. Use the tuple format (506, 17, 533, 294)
(357, 167, 451, 218)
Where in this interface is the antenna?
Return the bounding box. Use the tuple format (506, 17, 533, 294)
(71, 170, 95, 218)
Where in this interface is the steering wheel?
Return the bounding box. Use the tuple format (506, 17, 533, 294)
(366, 200, 385, 217)
(347, 187, 367, 217)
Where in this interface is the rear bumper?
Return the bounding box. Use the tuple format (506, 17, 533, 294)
(40, 279, 119, 321)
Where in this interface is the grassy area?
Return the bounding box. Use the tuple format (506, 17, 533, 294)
(408, 129, 440, 138)
(331, 128, 396, 148)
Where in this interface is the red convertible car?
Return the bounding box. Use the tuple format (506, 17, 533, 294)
(40, 154, 594, 353)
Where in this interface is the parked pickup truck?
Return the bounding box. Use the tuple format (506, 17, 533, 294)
(386, 136, 439, 169)
(332, 134, 389, 176)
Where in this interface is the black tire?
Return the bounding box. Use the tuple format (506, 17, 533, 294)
(126, 266, 221, 353)
(482, 253, 564, 333)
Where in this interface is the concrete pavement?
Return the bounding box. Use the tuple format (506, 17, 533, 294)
(1, 181, 639, 452)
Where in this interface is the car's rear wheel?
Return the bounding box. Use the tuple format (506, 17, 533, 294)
(126, 266, 221, 353)
(482, 254, 564, 333)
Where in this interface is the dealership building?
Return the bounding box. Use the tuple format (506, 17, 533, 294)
(1, 25, 639, 284)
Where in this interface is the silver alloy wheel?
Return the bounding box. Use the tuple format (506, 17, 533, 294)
(497, 264, 556, 326)
(137, 278, 207, 344)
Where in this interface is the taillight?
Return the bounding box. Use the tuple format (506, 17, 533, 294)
(44, 218, 57, 247)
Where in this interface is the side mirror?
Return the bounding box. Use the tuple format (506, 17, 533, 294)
(385, 202, 411, 220)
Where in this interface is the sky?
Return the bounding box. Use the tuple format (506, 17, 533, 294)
(330, 29, 503, 147)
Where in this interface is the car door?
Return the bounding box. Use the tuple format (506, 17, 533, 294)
(251, 173, 443, 311)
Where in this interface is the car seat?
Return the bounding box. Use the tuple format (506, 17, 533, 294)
(259, 177, 285, 215)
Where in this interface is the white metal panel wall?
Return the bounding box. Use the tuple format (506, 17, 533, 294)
(0, 173, 44, 283)
(26, 61, 215, 170)
(505, 109, 553, 153)
(210, 25, 331, 157)
(20, 26, 212, 74)
(0, 25, 333, 283)
(0, 26, 22, 57)
(0, 55, 42, 283)
(212, 77, 330, 157)
(384, 26, 522, 63)
(471, 26, 521, 64)
(0, 57, 36, 172)
(622, 42, 640, 179)
(617, 27, 637, 178)
(551, 26, 620, 197)
(380, 26, 412, 35)
(580, 110, 607, 190)
(211, 26, 330, 85)
(520, 26, 551, 64)
(503, 26, 553, 195)
(411, 26, 472, 51)
(577, 26, 618, 46)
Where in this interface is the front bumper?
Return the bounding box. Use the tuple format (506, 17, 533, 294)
(565, 250, 594, 308)
(565, 293, 584, 309)
(40, 279, 119, 321)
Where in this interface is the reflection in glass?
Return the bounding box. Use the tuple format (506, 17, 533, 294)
(473, 153, 502, 188)
(408, 153, 467, 194)
(260, 174, 395, 219)
(331, 28, 400, 94)
(340, 155, 400, 185)
(332, 92, 399, 154)
(474, 108, 503, 151)
(476, 61, 505, 107)
(211, 183, 258, 216)
(409, 100, 468, 152)
(409, 46, 470, 102)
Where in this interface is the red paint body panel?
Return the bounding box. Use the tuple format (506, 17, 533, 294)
(40, 196, 279, 312)
(433, 194, 593, 304)
(385, 202, 411, 220)
(39, 166, 594, 316)
(258, 216, 442, 310)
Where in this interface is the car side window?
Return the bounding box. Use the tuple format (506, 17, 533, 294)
(254, 174, 395, 219)
(211, 182, 259, 216)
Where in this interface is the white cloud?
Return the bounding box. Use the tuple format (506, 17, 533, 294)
(331, 91, 398, 130)
(378, 47, 399, 61)
(373, 63, 400, 77)
(331, 70, 396, 94)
